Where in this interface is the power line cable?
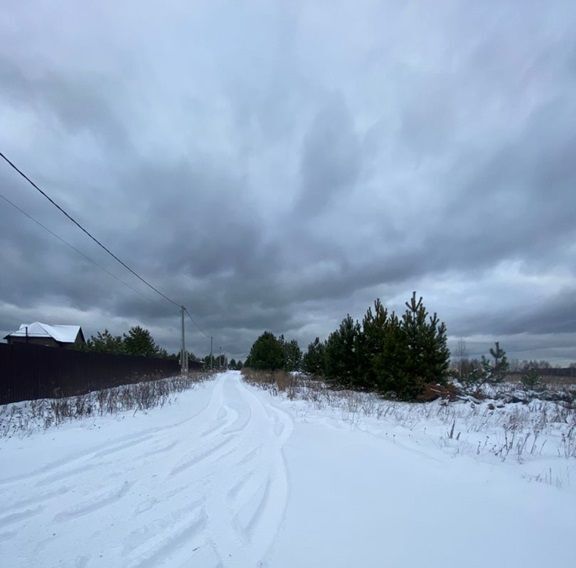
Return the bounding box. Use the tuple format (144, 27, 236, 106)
(0, 191, 160, 304)
(0, 152, 224, 356)
(1, 190, 216, 356)
(184, 309, 236, 356)
(0, 151, 181, 308)
(184, 308, 211, 340)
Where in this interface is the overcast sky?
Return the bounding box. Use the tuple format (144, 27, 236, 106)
(1, 1, 575, 363)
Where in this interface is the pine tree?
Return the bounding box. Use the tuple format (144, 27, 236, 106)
(283, 339, 302, 372)
(357, 293, 451, 399)
(302, 337, 326, 376)
(374, 312, 409, 396)
(246, 332, 285, 370)
(398, 292, 450, 397)
(359, 299, 389, 388)
(123, 326, 161, 357)
(324, 315, 362, 386)
(521, 368, 541, 390)
(85, 329, 125, 354)
(480, 341, 509, 384)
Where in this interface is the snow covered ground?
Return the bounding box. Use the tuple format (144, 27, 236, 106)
(0, 371, 574, 567)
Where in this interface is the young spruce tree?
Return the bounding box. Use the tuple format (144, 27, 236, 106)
(245, 332, 285, 371)
(123, 326, 161, 357)
(399, 292, 450, 397)
(302, 337, 326, 376)
(359, 299, 389, 389)
(324, 315, 362, 387)
(480, 341, 509, 384)
(280, 336, 303, 372)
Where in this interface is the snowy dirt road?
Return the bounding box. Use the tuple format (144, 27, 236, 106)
(1, 371, 574, 568)
(0, 372, 292, 568)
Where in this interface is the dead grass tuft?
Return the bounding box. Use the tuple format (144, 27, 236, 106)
(241, 369, 299, 399)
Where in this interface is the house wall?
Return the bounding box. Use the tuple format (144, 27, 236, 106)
(7, 336, 61, 348)
(7, 335, 85, 349)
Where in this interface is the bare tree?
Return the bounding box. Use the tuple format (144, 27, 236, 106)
(454, 338, 467, 380)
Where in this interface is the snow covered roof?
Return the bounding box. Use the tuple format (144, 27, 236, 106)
(5, 322, 83, 343)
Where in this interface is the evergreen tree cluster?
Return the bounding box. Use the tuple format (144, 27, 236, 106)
(83, 326, 172, 359)
(202, 353, 228, 369)
(228, 359, 244, 370)
(244, 293, 450, 400)
(301, 293, 450, 399)
(244, 332, 302, 372)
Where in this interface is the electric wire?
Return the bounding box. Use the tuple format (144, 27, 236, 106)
(1, 190, 219, 353)
(0, 151, 224, 353)
(0, 151, 181, 308)
(184, 308, 211, 340)
(0, 191, 159, 304)
(184, 309, 234, 358)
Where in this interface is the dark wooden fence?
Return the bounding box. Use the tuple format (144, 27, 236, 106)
(0, 343, 201, 404)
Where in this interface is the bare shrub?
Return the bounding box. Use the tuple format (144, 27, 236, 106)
(241, 368, 300, 399)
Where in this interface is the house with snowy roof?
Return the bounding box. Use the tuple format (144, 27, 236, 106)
(4, 322, 86, 349)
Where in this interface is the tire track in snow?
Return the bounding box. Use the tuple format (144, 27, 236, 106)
(0, 504, 44, 529)
(0, 378, 225, 566)
(135, 439, 179, 461)
(242, 384, 293, 560)
(0, 429, 152, 487)
(169, 435, 235, 476)
(200, 406, 236, 439)
(5, 485, 69, 511)
(0, 379, 220, 488)
(0, 372, 294, 568)
(123, 502, 207, 568)
(200, 374, 294, 567)
(53, 480, 133, 522)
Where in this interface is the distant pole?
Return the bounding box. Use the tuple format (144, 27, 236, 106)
(180, 306, 188, 375)
(210, 336, 213, 370)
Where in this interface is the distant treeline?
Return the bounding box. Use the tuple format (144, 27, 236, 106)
(81, 326, 242, 370)
(452, 340, 576, 380)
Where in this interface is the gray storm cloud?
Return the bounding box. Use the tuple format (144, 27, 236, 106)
(1, 1, 575, 362)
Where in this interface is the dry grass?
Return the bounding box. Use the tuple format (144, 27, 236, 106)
(0, 371, 214, 437)
(241, 369, 300, 399)
(241, 370, 576, 468)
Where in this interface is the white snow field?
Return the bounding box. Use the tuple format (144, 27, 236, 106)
(0, 371, 574, 568)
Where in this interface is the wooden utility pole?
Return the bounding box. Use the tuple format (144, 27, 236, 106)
(180, 306, 188, 374)
(210, 336, 213, 370)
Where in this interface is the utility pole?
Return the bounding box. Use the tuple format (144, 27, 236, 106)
(180, 306, 188, 375)
(210, 336, 213, 370)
